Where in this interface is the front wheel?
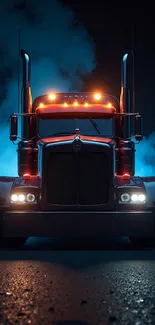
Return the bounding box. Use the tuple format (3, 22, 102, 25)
(129, 237, 155, 249)
(1, 237, 28, 249)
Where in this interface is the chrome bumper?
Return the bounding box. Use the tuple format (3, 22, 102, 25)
(2, 210, 155, 238)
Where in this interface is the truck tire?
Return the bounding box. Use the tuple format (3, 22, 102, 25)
(1, 238, 28, 249)
(129, 237, 155, 249)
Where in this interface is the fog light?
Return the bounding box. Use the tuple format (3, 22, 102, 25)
(120, 193, 130, 202)
(26, 193, 36, 202)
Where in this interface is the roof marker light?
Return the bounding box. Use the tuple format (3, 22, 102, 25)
(94, 93, 101, 100)
(49, 93, 56, 100)
(39, 103, 44, 108)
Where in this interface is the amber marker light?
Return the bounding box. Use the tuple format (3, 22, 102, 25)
(49, 93, 56, 100)
(94, 93, 101, 100)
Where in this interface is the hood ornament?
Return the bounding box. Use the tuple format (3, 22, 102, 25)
(73, 128, 81, 152)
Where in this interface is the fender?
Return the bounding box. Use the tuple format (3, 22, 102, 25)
(0, 177, 17, 209)
(142, 177, 155, 209)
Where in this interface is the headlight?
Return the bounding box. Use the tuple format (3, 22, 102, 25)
(11, 193, 36, 203)
(11, 193, 26, 203)
(26, 193, 36, 202)
(120, 193, 130, 202)
(11, 194, 18, 202)
(18, 194, 26, 202)
(131, 193, 146, 203)
(119, 192, 146, 203)
(138, 194, 146, 202)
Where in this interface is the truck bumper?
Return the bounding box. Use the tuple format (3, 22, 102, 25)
(2, 210, 155, 238)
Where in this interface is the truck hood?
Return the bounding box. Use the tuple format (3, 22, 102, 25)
(37, 135, 115, 145)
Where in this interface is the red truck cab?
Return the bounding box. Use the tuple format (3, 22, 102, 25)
(0, 51, 154, 249)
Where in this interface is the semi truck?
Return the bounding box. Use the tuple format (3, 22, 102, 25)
(0, 50, 155, 248)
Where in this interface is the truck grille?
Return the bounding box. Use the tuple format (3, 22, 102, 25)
(47, 153, 77, 205)
(46, 151, 110, 205)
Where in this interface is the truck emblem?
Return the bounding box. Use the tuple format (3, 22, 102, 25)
(73, 137, 81, 152)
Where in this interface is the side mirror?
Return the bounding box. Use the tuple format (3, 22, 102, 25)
(10, 114, 18, 141)
(135, 114, 143, 141)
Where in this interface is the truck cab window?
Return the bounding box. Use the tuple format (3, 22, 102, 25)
(38, 117, 113, 138)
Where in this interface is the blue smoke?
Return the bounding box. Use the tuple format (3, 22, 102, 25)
(0, 1, 155, 178)
(135, 133, 155, 176)
(0, 0, 95, 176)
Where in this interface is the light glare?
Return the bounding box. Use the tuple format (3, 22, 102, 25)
(138, 194, 146, 202)
(94, 93, 101, 100)
(49, 93, 56, 100)
(131, 194, 138, 202)
(18, 194, 25, 202)
(11, 194, 18, 202)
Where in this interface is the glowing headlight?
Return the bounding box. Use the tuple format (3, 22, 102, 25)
(11, 194, 18, 202)
(119, 192, 146, 203)
(11, 192, 36, 203)
(11, 193, 25, 203)
(18, 194, 25, 202)
(131, 193, 146, 203)
(138, 194, 146, 202)
(26, 193, 36, 203)
(120, 193, 130, 202)
(131, 194, 138, 202)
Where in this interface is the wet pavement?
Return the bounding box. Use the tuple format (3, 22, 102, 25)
(0, 237, 155, 324)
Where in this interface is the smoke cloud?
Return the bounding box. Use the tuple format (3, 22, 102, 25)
(0, 0, 95, 176)
(135, 133, 155, 176)
(0, 0, 154, 178)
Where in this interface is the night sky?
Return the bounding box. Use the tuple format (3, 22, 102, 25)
(0, 0, 155, 176)
(0, 0, 154, 135)
(63, 0, 155, 135)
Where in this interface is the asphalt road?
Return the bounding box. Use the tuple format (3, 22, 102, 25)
(0, 237, 155, 325)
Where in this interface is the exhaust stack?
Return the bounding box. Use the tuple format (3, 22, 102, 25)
(18, 50, 37, 176)
(120, 52, 131, 138)
(120, 53, 131, 114)
(21, 50, 32, 138)
(116, 53, 135, 176)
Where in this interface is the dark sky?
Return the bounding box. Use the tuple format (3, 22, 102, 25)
(0, 0, 154, 136)
(62, 0, 155, 135)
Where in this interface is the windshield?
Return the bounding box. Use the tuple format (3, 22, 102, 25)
(38, 117, 113, 138)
